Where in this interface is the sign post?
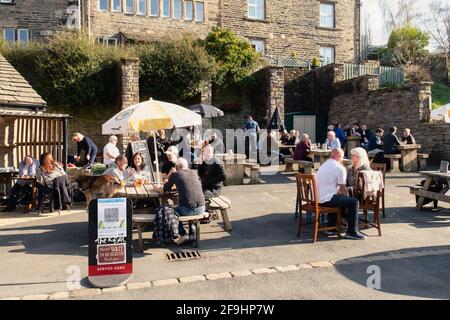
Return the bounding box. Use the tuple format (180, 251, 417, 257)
(88, 198, 133, 288)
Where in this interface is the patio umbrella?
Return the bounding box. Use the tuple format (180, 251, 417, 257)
(102, 98, 202, 183)
(269, 107, 285, 131)
(186, 104, 224, 118)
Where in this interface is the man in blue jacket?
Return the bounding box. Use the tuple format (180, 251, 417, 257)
(73, 133, 98, 167)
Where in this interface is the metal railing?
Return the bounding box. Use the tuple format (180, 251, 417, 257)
(344, 63, 404, 86)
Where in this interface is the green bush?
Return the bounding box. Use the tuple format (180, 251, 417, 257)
(202, 27, 260, 88)
(137, 36, 216, 102)
(386, 24, 430, 66)
(2, 32, 129, 108)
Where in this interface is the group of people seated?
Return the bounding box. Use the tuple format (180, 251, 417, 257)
(3, 152, 72, 213)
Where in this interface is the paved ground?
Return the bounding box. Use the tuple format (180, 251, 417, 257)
(0, 166, 449, 300)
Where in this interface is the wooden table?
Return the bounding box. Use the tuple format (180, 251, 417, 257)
(278, 144, 296, 156)
(412, 171, 450, 211)
(215, 153, 247, 185)
(308, 149, 332, 168)
(116, 183, 177, 206)
(398, 144, 421, 172)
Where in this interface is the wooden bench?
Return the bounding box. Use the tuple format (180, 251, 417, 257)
(243, 162, 260, 184)
(284, 158, 313, 174)
(132, 212, 210, 251)
(418, 153, 429, 170)
(384, 154, 401, 173)
(206, 195, 232, 232)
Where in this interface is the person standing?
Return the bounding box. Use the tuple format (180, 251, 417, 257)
(103, 135, 120, 167)
(315, 149, 365, 240)
(333, 123, 346, 147)
(244, 115, 260, 161)
(72, 133, 98, 167)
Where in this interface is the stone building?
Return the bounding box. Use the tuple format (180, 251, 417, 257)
(1, 0, 361, 63)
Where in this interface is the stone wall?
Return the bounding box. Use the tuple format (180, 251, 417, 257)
(329, 81, 450, 161)
(220, 0, 359, 63)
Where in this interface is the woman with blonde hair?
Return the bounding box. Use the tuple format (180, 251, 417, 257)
(346, 147, 371, 188)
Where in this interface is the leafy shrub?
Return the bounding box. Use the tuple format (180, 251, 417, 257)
(137, 36, 216, 102)
(386, 24, 430, 66)
(403, 65, 432, 83)
(202, 27, 260, 88)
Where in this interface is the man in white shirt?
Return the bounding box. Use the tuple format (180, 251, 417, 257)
(103, 135, 120, 166)
(315, 148, 365, 240)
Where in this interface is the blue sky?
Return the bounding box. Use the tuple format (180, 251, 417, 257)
(361, 0, 433, 45)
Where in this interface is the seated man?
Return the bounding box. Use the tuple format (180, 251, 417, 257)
(383, 126, 402, 154)
(161, 146, 178, 182)
(324, 131, 341, 150)
(368, 128, 384, 153)
(401, 128, 416, 145)
(315, 149, 366, 240)
(161, 158, 205, 244)
(2, 155, 39, 212)
(197, 145, 227, 199)
(103, 155, 131, 185)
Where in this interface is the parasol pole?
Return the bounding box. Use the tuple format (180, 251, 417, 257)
(153, 131, 161, 184)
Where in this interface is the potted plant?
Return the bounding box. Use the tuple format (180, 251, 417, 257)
(311, 57, 320, 69)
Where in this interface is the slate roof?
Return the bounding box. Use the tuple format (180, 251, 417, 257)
(0, 54, 46, 110)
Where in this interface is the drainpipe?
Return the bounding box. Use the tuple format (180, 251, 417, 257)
(88, 0, 91, 38)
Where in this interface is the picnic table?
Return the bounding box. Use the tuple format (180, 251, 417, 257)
(116, 183, 177, 205)
(308, 149, 332, 168)
(398, 144, 421, 172)
(411, 171, 450, 211)
(215, 153, 246, 185)
(278, 144, 296, 156)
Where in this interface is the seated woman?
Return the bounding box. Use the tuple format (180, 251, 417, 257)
(346, 147, 372, 193)
(2, 155, 39, 212)
(293, 134, 313, 163)
(125, 152, 152, 184)
(36, 152, 71, 212)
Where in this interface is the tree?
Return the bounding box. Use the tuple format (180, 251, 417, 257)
(202, 27, 260, 88)
(386, 24, 430, 66)
(424, 0, 449, 54)
(379, 0, 422, 34)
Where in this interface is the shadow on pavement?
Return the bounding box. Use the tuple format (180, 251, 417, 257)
(334, 245, 450, 300)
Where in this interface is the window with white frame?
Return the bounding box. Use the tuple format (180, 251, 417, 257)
(150, 0, 159, 16)
(248, 0, 265, 20)
(173, 0, 182, 19)
(162, 0, 170, 17)
(18, 29, 29, 44)
(250, 39, 265, 55)
(195, 2, 204, 22)
(98, 0, 108, 11)
(320, 3, 335, 28)
(185, 1, 193, 20)
(320, 46, 335, 65)
(97, 37, 118, 46)
(3, 28, 15, 43)
(125, 0, 134, 14)
(137, 0, 146, 15)
(112, 0, 121, 12)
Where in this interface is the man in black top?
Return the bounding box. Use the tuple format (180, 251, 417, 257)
(401, 128, 416, 145)
(383, 126, 402, 154)
(198, 145, 227, 199)
(161, 145, 178, 181)
(72, 133, 98, 166)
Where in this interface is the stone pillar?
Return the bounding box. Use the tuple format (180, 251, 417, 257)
(201, 82, 213, 129)
(266, 66, 285, 128)
(120, 57, 140, 151)
(417, 82, 433, 123)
